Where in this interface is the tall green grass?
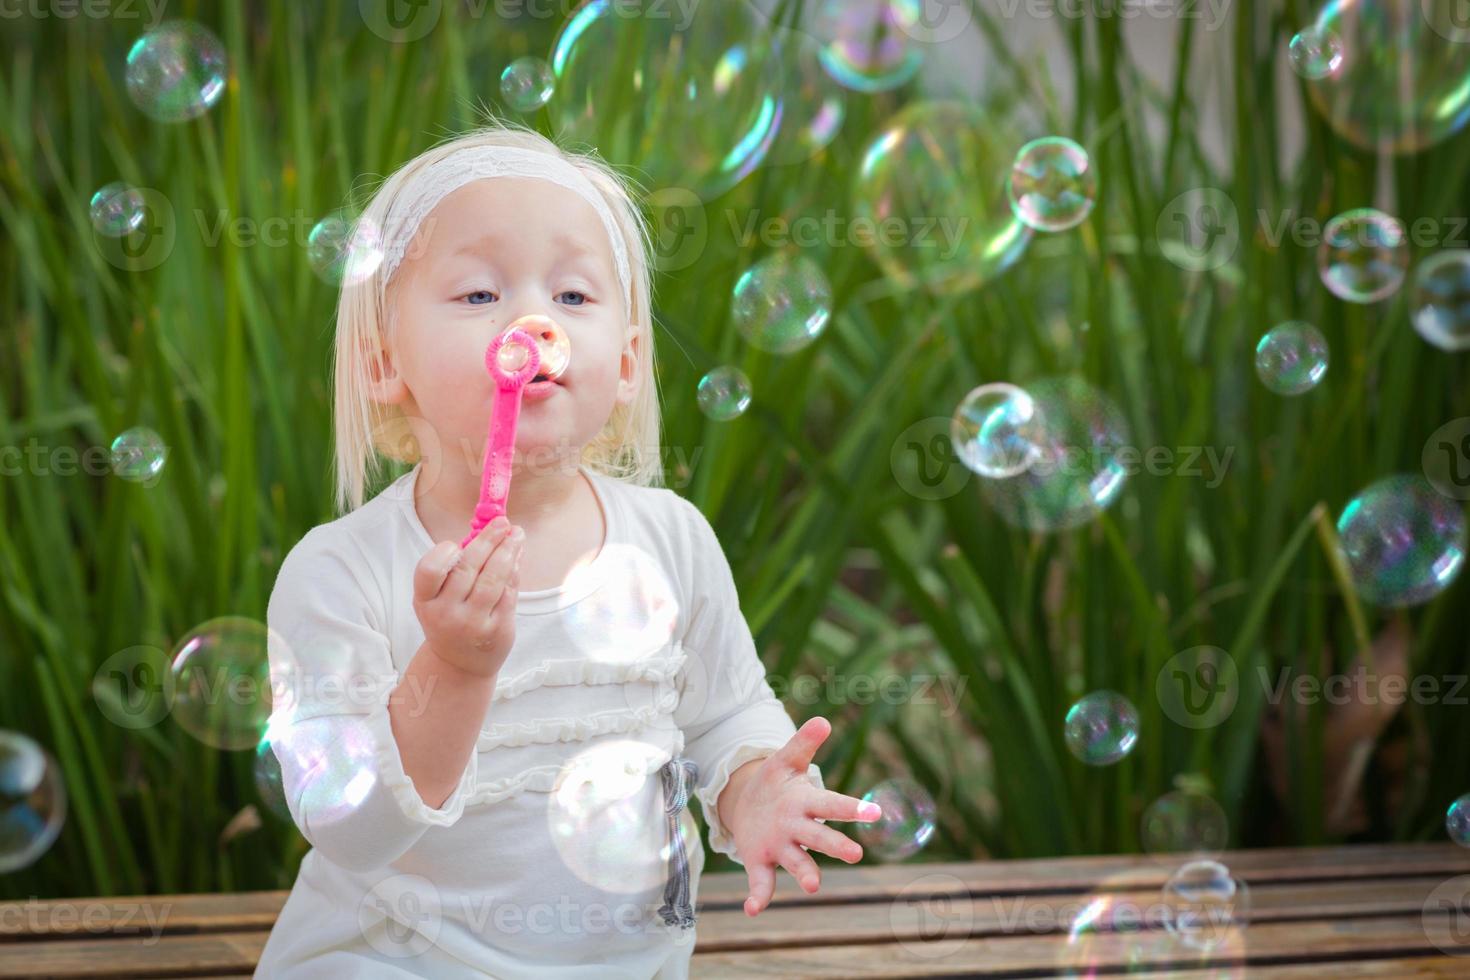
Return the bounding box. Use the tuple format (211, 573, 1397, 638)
(1, 0, 1467, 898)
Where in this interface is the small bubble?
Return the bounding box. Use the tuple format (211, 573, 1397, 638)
(854, 777, 936, 861)
(110, 426, 169, 483)
(696, 366, 752, 421)
(500, 57, 555, 113)
(1064, 690, 1139, 766)
(1255, 321, 1329, 396)
(731, 253, 832, 355)
(1288, 26, 1343, 81)
(89, 182, 147, 238)
(1008, 137, 1098, 233)
(125, 20, 227, 123)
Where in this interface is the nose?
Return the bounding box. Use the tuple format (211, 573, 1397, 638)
(498, 314, 571, 381)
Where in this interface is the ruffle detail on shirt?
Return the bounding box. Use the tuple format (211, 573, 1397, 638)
(462, 731, 686, 808)
(697, 742, 825, 865)
(474, 681, 681, 751)
(362, 688, 479, 828)
(490, 649, 685, 704)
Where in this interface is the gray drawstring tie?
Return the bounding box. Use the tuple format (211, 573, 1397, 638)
(657, 756, 699, 929)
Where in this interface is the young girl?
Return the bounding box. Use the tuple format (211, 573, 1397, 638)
(255, 121, 882, 978)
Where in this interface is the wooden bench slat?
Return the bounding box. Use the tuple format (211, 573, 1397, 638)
(690, 915, 1467, 978)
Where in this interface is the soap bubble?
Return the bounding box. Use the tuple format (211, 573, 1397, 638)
(89, 182, 147, 238)
(125, 20, 227, 123)
(950, 383, 1044, 479)
(1161, 859, 1251, 953)
(307, 210, 384, 286)
(550, 0, 779, 201)
(1448, 793, 1470, 847)
(170, 616, 275, 750)
(1301, 0, 1470, 154)
(1064, 690, 1140, 766)
(1288, 26, 1343, 80)
(500, 56, 555, 113)
(811, 0, 923, 93)
(253, 738, 292, 822)
(1141, 790, 1229, 860)
(110, 426, 169, 483)
(731, 252, 833, 354)
(696, 366, 752, 421)
(853, 100, 1031, 295)
(1410, 251, 1470, 352)
(979, 377, 1131, 532)
(0, 731, 67, 873)
(1255, 321, 1329, 396)
(1337, 474, 1467, 607)
(548, 739, 699, 894)
(1008, 137, 1097, 233)
(1317, 208, 1407, 303)
(855, 777, 936, 861)
(763, 28, 846, 167)
(1058, 870, 1245, 977)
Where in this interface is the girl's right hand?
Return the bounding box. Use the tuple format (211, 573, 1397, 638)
(412, 516, 523, 678)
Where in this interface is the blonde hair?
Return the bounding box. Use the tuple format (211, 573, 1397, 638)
(330, 117, 664, 515)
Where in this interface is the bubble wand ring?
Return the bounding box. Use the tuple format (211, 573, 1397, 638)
(461, 327, 541, 548)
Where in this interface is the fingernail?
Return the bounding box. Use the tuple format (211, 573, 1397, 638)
(511, 527, 525, 541)
(859, 801, 882, 820)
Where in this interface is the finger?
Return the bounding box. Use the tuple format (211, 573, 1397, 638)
(744, 861, 775, 917)
(413, 541, 462, 603)
(456, 520, 513, 601)
(778, 845, 822, 894)
(795, 820, 864, 864)
(470, 536, 522, 607)
(807, 788, 884, 823)
(770, 716, 831, 775)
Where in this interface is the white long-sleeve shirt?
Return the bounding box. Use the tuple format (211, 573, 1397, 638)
(253, 461, 821, 979)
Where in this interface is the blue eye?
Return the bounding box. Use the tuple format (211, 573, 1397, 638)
(556, 290, 587, 306)
(464, 290, 497, 305)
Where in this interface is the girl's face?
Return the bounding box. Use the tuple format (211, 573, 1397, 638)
(380, 176, 638, 477)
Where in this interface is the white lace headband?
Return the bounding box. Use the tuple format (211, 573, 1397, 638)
(379, 145, 633, 312)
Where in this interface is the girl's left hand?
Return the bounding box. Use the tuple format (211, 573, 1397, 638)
(725, 716, 884, 916)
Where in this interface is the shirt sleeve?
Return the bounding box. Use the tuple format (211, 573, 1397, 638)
(670, 496, 823, 866)
(263, 527, 479, 874)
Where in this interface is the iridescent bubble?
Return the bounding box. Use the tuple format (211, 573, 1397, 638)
(0, 731, 67, 873)
(1337, 474, 1466, 607)
(1288, 26, 1344, 80)
(1161, 859, 1251, 953)
(1255, 321, 1329, 396)
(731, 252, 833, 354)
(307, 210, 384, 286)
(1141, 790, 1229, 859)
(811, 0, 923, 93)
(548, 740, 699, 894)
(89, 182, 147, 238)
(551, 0, 779, 201)
(500, 56, 555, 113)
(254, 738, 292, 822)
(124, 20, 227, 123)
(170, 616, 275, 750)
(1410, 251, 1470, 351)
(855, 777, 936, 861)
(1064, 690, 1140, 766)
(1448, 793, 1470, 847)
(1317, 208, 1407, 303)
(1008, 137, 1097, 233)
(950, 383, 1044, 479)
(764, 28, 846, 167)
(110, 426, 169, 483)
(853, 100, 1031, 295)
(1302, 0, 1470, 154)
(696, 366, 752, 421)
(979, 377, 1131, 532)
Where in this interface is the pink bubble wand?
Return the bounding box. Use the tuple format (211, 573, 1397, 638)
(461, 327, 541, 548)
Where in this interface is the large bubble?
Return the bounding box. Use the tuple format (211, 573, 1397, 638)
(1302, 0, 1470, 154)
(1337, 474, 1466, 607)
(979, 377, 1132, 532)
(853, 100, 1031, 295)
(550, 0, 779, 201)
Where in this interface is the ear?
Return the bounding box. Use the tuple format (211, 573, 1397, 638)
(614, 325, 640, 408)
(365, 336, 409, 406)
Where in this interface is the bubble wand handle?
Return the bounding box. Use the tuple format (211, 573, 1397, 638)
(461, 328, 541, 548)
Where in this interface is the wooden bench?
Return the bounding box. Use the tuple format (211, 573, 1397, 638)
(1, 842, 1467, 977)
